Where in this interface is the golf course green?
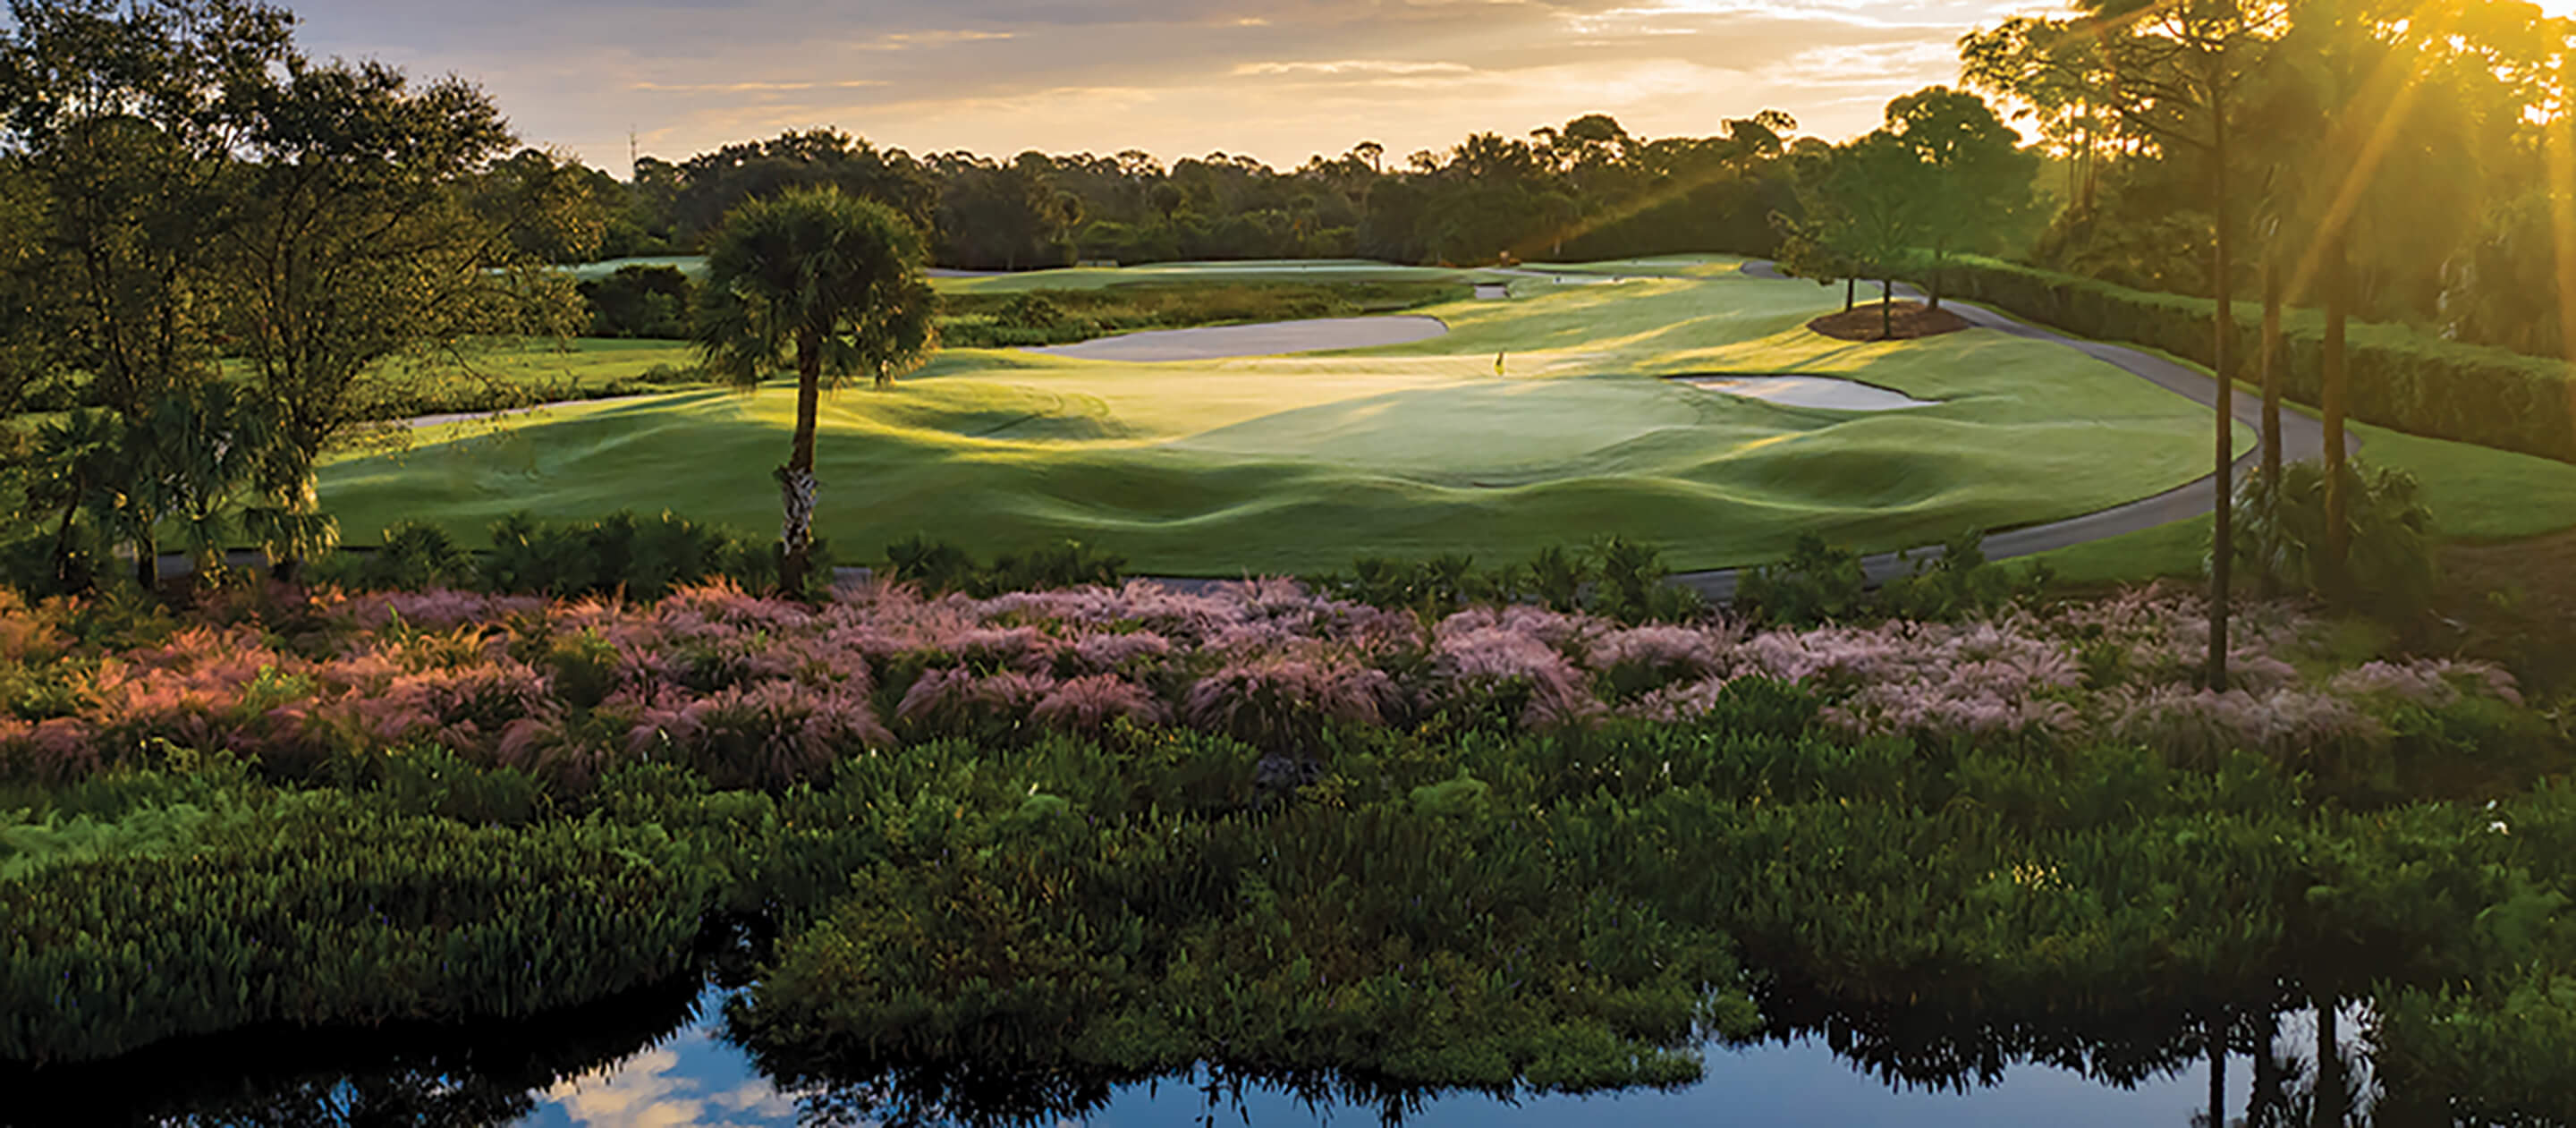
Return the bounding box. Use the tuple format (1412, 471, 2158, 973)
(322, 255, 2249, 574)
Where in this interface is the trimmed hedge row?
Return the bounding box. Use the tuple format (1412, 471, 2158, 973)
(1928, 255, 2576, 464)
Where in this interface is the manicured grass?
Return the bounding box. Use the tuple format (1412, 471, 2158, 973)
(321, 259, 2244, 575)
(559, 256, 704, 281)
(2027, 393, 2576, 586)
(343, 337, 705, 420)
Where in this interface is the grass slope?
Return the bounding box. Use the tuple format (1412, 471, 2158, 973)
(2035, 420, 2576, 587)
(325, 257, 2243, 575)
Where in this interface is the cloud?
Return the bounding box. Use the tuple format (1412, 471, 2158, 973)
(281, 0, 2026, 171)
(1233, 60, 1477, 77)
(850, 29, 1017, 50)
(540, 1034, 798, 1128)
(630, 80, 887, 93)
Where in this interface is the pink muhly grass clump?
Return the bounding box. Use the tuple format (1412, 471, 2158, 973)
(630, 680, 889, 789)
(947, 626, 1062, 673)
(1183, 656, 1401, 748)
(2109, 684, 2382, 766)
(1428, 624, 1599, 727)
(1586, 624, 1732, 680)
(1072, 631, 1174, 673)
(1620, 674, 1745, 722)
(0, 717, 101, 781)
(661, 578, 809, 631)
(1033, 674, 1171, 732)
(894, 667, 1059, 730)
(305, 659, 558, 756)
(1439, 606, 1599, 651)
(2329, 658, 2523, 708)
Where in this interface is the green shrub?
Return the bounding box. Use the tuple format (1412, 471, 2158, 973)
(577, 265, 696, 339)
(1735, 533, 1865, 627)
(1317, 539, 1699, 626)
(2232, 459, 2436, 618)
(1935, 254, 2576, 463)
(348, 522, 476, 591)
(880, 535, 1123, 597)
(1879, 529, 2042, 622)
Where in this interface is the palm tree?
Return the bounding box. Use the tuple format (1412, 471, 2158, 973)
(696, 185, 937, 596)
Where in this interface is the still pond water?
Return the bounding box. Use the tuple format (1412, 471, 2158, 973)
(508, 988, 2285, 1128)
(13, 975, 2358, 1126)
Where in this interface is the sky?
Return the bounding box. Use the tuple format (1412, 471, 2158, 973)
(286, 0, 2044, 177)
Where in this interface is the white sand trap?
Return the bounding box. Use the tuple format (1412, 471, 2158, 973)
(1026, 316, 1448, 362)
(1675, 375, 1936, 411)
(1474, 284, 1510, 300)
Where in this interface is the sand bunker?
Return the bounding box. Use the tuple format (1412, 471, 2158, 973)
(1026, 316, 1448, 362)
(1674, 375, 1937, 411)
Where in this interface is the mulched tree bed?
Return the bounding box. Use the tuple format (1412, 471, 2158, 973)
(1809, 301, 1971, 342)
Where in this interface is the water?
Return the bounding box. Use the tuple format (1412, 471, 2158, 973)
(8, 974, 2367, 1127)
(505, 988, 2233, 1128)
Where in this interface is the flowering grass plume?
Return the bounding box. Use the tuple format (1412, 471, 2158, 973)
(0, 575, 2533, 786)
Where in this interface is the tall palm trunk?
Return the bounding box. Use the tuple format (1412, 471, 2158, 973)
(2321, 233, 2350, 586)
(2250, 1008, 2283, 1124)
(2208, 1011, 2229, 1128)
(2313, 997, 2344, 1127)
(2207, 101, 2236, 692)
(778, 327, 824, 596)
(134, 529, 157, 594)
(2259, 257, 2284, 486)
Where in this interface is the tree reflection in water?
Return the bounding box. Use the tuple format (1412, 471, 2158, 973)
(0, 979, 2396, 1127)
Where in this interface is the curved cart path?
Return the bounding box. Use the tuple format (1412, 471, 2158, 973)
(1659, 262, 2351, 598)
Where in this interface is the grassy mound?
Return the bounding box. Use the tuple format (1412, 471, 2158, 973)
(322, 259, 2243, 574)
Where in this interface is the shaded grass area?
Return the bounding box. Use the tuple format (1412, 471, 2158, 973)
(2029, 410, 2576, 588)
(342, 338, 707, 422)
(321, 260, 2239, 574)
(938, 279, 1467, 348)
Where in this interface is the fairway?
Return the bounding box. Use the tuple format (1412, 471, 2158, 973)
(323, 257, 2245, 574)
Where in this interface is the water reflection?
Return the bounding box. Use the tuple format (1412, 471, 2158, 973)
(0, 980, 2374, 1128)
(0, 973, 706, 1128)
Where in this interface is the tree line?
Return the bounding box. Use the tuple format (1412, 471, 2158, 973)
(562, 113, 1811, 271)
(1945, 0, 2576, 688)
(0, 0, 592, 587)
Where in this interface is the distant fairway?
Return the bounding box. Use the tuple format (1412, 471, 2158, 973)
(324, 257, 2246, 574)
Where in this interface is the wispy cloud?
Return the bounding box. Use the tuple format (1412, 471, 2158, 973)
(849, 29, 1017, 51)
(1233, 60, 1476, 77)
(630, 79, 887, 93)
(284, 0, 2027, 171)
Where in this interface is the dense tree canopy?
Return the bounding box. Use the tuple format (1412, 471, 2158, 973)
(572, 113, 1809, 270)
(0, 0, 589, 588)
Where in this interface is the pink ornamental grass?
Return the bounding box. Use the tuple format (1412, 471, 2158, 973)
(1071, 630, 1174, 673)
(1428, 625, 1600, 727)
(1032, 674, 1171, 732)
(630, 680, 889, 789)
(0, 717, 100, 781)
(1183, 657, 1401, 748)
(894, 667, 1058, 729)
